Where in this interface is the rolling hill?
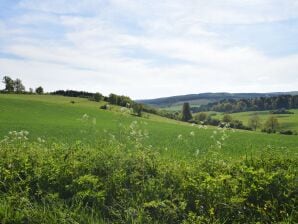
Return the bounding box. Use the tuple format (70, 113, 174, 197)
(137, 91, 298, 110)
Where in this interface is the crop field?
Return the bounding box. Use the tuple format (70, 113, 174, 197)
(0, 94, 297, 223)
(212, 110, 298, 131)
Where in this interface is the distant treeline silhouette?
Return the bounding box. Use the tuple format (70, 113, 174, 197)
(194, 95, 298, 113)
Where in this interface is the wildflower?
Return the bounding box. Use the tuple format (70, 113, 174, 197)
(190, 131, 195, 136)
(120, 107, 127, 112)
(177, 134, 183, 140)
(82, 114, 89, 120)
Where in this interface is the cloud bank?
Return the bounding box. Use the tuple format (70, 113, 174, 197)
(0, 0, 298, 98)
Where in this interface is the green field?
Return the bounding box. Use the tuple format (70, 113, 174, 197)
(212, 110, 298, 131)
(0, 94, 297, 223)
(1, 94, 297, 159)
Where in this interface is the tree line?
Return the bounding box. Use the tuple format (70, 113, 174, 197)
(2, 76, 44, 94)
(194, 95, 298, 113)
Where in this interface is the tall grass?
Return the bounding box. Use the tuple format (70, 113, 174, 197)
(0, 123, 297, 223)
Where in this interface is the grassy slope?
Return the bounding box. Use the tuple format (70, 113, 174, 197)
(212, 110, 298, 131)
(0, 94, 297, 160)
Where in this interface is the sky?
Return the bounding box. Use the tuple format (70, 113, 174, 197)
(0, 0, 298, 99)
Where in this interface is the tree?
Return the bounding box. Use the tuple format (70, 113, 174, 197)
(248, 113, 261, 131)
(2, 76, 14, 92)
(264, 116, 279, 132)
(222, 114, 232, 123)
(181, 102, 192, 121)
(108, 93, 118, 105)
(29, 88, 34, 94)
(35, 86, 44, 94)
(13, 78, 25, 93)
(194, 112, 207, 122)
(94, 92, 102, 102)
(132, 103, 143, 117)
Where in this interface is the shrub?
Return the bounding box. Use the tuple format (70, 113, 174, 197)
(279, 130, 295, 135)
(100, 104, 109, 110)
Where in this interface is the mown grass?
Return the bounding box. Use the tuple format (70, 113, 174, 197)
(1, 94, 298, 160)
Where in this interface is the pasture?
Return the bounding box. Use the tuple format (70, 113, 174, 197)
(0, 94, 297, 160)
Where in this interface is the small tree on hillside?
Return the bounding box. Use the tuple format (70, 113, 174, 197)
(181, 102, 192, 121)
(222, 114, 233, 123)
(264, 116, 279, 133)
(94, 92, 102, 102)
(248, 113, 261, 131)
(35, 86, 44, 94)
(132, 103, 143, 117)
(194, 112, 207, 122)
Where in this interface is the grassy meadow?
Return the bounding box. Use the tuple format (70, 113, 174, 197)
(0, 94, 297, 223)
(0, 94, 298, 159)
(212, 110, 298, 132)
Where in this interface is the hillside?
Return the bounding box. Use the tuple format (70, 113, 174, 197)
(0, 94, 297, 158)
(137, 91, 298, 110)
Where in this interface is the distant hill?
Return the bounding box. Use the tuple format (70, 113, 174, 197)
(136, 92, 298, 110)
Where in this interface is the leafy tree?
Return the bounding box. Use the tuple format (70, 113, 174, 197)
(2, 76, 14, 92)
(194, 112, 207, 122)
(13, 78, 25, 93)
(35, 86, 44, 94)
(181, 102, 192, 121)
(94, 92, 102, 102)
(29, 88, 34, 94)
(248, 113, 261, 131)
(222, 114, 232, 123)
(108, 93, 118, 105)
(264, 116, 279, 132)
(132, 103, 143, 117)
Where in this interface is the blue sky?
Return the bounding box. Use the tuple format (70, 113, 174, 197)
(0, 0, 298, 99)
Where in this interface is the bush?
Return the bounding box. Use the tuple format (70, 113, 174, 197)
(279, 130, 296, 135)
(100, 104, 111, 110)
(270, 109, 294, 114)
(261, 128, 276, 134)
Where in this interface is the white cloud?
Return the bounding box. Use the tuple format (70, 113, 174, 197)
(1, 0, 298, 98)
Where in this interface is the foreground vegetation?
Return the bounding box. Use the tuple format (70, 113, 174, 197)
(0, 129, 297, 223)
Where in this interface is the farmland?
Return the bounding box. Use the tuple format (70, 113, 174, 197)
(0, 94, 297, 223)
(212, 110, 298, 132)
(1, 94, 297, 159)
